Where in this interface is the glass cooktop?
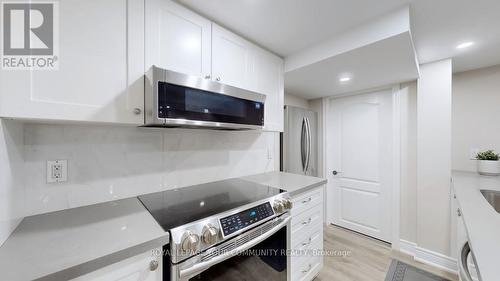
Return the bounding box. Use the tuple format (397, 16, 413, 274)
(137, 178, 283, 231)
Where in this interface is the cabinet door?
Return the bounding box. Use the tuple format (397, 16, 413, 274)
(71, 248, 162, 281)
(145, 0, 211, 78)
(252, 48, 284, 132)
(0, 0, 145, 124)
(211, 23, 253, 90)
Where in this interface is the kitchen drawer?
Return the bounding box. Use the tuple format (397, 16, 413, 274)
(291, 231, 323, 281)
(291, 188, 323, 216)
(291, 230, 322, 267)
(291, 206, 322, 247)
(291, 224, 322, 251)
(291, 255, 322, 281)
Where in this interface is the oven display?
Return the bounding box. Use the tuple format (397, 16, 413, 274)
(220, 202, 274, 236)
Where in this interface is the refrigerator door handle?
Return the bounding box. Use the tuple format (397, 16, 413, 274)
(301, 117, 307, 172)
(305, 117, 312, 173)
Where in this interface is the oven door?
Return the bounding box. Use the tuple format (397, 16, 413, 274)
(172, 214, 290, 281)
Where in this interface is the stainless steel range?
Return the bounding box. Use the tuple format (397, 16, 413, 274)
(138, 178, 292, 281)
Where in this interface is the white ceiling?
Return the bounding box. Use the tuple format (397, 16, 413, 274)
(285, 32, 419, 99)
(177, 0, 500, 73)
(411, 0, 500, 72)
(177, 0, 412, 56)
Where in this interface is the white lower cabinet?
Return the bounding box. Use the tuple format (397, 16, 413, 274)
(71, 248, 162, 281)
(451, 188, 479, 281)
(289, 186, 324, 281)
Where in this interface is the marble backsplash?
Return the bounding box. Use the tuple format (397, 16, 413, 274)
(22, 124, 280, 216)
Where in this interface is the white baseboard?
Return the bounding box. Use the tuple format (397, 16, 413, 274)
(414, 246, 457, 273)
(399, 239, 416, 256)
(399, 239, 457, 274)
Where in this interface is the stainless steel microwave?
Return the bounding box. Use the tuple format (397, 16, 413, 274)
(144, 66, 266, 130)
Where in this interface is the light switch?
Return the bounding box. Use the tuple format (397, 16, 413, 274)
(47, 160, 68, 183)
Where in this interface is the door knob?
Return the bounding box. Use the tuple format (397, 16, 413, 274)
(332, 170, 339, 175)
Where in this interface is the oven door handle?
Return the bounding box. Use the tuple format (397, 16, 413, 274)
(178, 215, 291, 279)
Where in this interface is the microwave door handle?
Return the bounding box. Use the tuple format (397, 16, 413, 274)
(178, 215, 291, 279)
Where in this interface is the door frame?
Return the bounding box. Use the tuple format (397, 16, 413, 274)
(323, 85, 401, 250)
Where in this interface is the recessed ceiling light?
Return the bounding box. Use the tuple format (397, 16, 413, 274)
(456, 41, 475, 49)
(339, 77, 351, 82)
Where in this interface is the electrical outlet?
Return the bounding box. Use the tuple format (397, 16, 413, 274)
(47, 160, 68, 183)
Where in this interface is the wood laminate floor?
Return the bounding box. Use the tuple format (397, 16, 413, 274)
(315, 225, 459, 281)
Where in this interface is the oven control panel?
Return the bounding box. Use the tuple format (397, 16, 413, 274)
(220, 202, 274, 237)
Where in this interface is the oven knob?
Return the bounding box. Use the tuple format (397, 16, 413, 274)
(273, 201, 285, 213)
(202, 224, 219, 245)
(181, 231, 200, 252)
(283, 199, 293, 210)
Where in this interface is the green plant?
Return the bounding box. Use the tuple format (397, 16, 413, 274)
(476, 150, 499, 161)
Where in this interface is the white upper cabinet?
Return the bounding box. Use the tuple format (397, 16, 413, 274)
(0, 0, 145, 124)
(211, 23, 253, 90)
(0, 0, 283, 130)
(211, 24, 284, 131)
(251, 47, 284, 131)
(145, 0, 211, 78)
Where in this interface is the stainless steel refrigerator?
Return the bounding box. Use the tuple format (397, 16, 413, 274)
(281, 106, 318, 176)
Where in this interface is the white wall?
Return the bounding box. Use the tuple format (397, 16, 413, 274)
(452, 65, 500, 171)
(399, 81, 417, 243)
(284, 93, 309, 109)
(416, 59, 452, 256)
(0, 120, 24, 246)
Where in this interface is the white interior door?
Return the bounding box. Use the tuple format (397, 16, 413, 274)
(326, 89, 394, 242)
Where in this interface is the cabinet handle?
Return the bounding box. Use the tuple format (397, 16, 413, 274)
(204, 74, 211, 79)
(133, 108, 142, 115)
(302, 218, 312, 225)
(302, 237, 312, 246)
(215, 77, 221, 81)
(302, 197, 312, 204)
(301, 263, 312, 273)
(149, 260, 159, 271)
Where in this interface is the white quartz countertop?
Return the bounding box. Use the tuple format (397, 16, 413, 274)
(0, 197, 169, 281)
(452, 170, 500, 281)
(242, 171, 327, 196)
(0, 172, 325, 281)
